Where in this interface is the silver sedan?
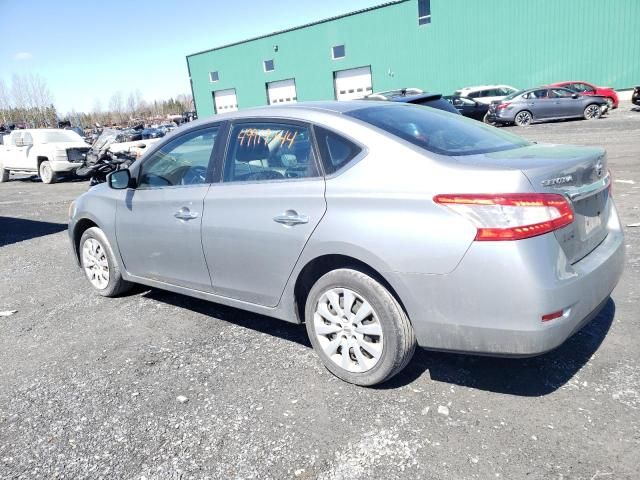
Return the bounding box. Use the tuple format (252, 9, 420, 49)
(487, 87, 608, 126)
(68, 101, 624, 386)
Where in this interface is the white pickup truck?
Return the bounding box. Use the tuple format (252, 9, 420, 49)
(0, 129, 90, 184)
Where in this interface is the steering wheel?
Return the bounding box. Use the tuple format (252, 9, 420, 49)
(181, 165, 207, 185)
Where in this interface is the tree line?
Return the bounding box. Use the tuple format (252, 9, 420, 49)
(0, 74, 57, 127)
(0, 74, 194, 129)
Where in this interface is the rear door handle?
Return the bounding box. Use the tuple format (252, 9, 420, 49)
(174, 207, 199, 221)
(273, 210, 309, 226)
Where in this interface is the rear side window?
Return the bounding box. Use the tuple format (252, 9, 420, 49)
(314, 127, 362, 174)
(346, 104, 530, 156)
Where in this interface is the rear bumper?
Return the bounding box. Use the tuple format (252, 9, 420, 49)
(390, 201, 625, 356)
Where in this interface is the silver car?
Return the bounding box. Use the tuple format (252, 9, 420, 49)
(487, 87, 607, 126)
(68, 102, 624, 386)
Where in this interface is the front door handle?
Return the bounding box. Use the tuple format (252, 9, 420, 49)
(174, 207, 199, 221)
(273, 210, 309, 226)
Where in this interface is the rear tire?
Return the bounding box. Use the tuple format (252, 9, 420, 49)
(39, 161, 57, 184)
(305, 268, 416, 387)
(514, 110, 533, 127)
(606, 98, 614, 110)
(583, 103, 602, 120)
(483, 113, 496, 126)
(80, 227, 133, 297)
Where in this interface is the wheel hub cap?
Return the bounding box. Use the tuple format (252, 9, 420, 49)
(313, 287, 384, 373)
(82, 238, 109, 289)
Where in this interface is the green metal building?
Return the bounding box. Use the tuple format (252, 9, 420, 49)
(186, 0, 640, 117)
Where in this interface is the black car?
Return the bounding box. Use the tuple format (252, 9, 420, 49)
(363, 89, 460, 115)
(141, 127, 164, 139)
(117, 129, 143, 142)
(443, 96, 490, 122)
(633, 86, 640, 107)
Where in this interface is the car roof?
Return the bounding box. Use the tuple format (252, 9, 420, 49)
(176, 101, 417, 131)
(456, 85, 515, 91)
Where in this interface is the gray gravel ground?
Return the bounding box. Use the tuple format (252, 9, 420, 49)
(1, 107, 639, 480)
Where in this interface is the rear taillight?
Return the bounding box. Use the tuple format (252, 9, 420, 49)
(496, 102, 510, 111)
(433, 193, 574, 241)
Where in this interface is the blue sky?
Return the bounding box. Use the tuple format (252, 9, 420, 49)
(0, 0, 382, 114)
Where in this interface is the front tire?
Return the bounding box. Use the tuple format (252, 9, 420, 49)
(584, 103, 602, 120)
(606, 98, 615, 110)
(305, 269, 416, 386)
(80, 227, 132, 297)
(39, 161, 57, 184)
(514, 110, 533, 127)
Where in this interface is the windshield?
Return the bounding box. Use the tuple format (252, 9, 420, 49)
(91, 128, 120, 153)
(346, 104, 530, 156)
(38, 130, 83, 143)
(503, 90, 526, 101)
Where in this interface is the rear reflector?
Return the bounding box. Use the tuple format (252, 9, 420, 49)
(542, 310, 564, 322)
(434, 193, 574, 241)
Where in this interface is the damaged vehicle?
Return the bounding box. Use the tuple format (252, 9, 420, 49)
(0, 128, 90, 183)
(68, 102, 624, 386)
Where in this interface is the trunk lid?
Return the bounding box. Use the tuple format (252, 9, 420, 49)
(456, 143, 610, 264)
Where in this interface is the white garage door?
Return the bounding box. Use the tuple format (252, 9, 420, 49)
(334, 66, 373, 101)
(267, 79, 297, 105)
(213, 89, 238, 113)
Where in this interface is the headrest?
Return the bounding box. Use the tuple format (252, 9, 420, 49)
(236, 133, 269, 162)
(281, 154, 297, 167)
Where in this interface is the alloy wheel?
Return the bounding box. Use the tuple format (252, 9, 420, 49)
(82, 238, 110, 289)
(40, 164, 52, 183)
(515, 111, 532, 126)
(584, 104, 601, 120)
(313, 287, 384, 373)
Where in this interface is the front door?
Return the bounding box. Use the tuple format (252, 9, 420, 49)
(549, 88, 583, 118)
(201, 120, 326, 307)
(116, 125, 221, 291)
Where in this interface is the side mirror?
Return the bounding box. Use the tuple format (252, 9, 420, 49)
(572, 93, 579, 99)
(107, 169, 132, 189)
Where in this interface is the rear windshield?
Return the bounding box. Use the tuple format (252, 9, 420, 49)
(346, 104, 530, 156)
(503, 90, 525, 101)
(408, 98, 460, 115)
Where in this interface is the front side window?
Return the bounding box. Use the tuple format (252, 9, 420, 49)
(263, 59, 275, 72)
(224, 123, 318, 183)
(418, 0, 431, 25)
(332, 45, 346, 59)
(315, 126, 362, 174)
(346, 104, 530, 156)
(138, 126, 219, 188)
(550, 88, 573, 98)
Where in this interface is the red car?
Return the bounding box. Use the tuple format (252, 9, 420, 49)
(549, 81, 619, 109)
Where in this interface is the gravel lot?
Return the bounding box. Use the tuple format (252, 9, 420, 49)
(1, 107, 639, 480)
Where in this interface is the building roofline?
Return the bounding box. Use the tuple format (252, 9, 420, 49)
(186, 0, 409, 59)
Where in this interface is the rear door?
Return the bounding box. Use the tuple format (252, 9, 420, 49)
(527, 89, 554, 119)
(201, 120, 326, 307)
(116, 125, 223, 291)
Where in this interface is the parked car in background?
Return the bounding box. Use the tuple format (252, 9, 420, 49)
(364, 90, 460, 115)
(632, 86, 640, 107)
(443, 96, 490, 121)
(117, 129, 143, 143)
(0, 129, 89, 183)
(549, 81, 619, 110)
(453, 85, 519, 105)
(141, 127, 164, 139)
(487, 87, 607, 126)
(69, 101, 623, 386)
